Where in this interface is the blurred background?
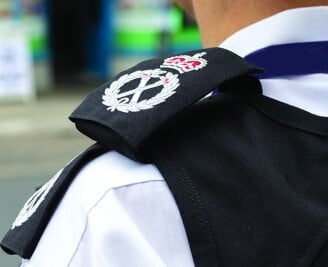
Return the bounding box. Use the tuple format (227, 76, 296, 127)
(0, 0, 201, 266)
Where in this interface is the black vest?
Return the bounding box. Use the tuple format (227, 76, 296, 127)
(2, 47, 328, 267)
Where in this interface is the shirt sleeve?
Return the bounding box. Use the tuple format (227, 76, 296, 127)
(20, 151, 194, 267)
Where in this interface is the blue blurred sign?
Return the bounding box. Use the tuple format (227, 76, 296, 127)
(0, 23, 34, 102)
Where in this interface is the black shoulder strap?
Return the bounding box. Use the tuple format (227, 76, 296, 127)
(70, 47, 263, 162)
(1, 47, 263, 259)
(1, 144, 107, 258)
(150, 91, 328, 267)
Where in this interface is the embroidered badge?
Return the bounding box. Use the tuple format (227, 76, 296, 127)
(102, 52, 208, 113)
(161, 52, 208, 73)
(11, 169, 62, 229)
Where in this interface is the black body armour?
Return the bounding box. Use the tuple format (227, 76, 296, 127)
(2, 48, 328, 267)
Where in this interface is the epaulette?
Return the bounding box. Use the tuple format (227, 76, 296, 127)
(1, 47, 263, 259)
(1, 144, 107, 258)
(70, 47, 263, 161)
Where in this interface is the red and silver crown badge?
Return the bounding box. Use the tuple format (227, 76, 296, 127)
(102, 52, 208, 113)
(160, 52, 208, 73)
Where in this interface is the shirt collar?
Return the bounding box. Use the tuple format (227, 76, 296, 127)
(220, 6, 328, 57)
(219, 6, 328, 117)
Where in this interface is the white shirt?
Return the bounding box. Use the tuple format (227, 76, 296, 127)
(220, 6, 328, 117)
(22, 6, 328, 267)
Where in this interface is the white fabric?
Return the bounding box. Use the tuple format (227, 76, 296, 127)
(22, 6, 328, 267)
(22, 152, 194, 267)
(220, 6, 328, 117)
(220, 6, 328, 57)
(260, 75, 328, 117)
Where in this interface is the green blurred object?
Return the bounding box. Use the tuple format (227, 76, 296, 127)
(169, 26, 202, 53)
(24, 17, 49, 61)
(116, 31, 159, 54)
(114, 6, 201, 56)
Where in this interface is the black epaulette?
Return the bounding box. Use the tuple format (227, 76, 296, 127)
(0, 144, 107, 258)
(0, 47, 263, 259)
(69, 47, 263, 162)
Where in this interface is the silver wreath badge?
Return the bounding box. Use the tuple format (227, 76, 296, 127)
(102, 69, 180, 113)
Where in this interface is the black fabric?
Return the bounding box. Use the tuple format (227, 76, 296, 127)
(70, 47, 263, 162)
(1, 47, 263, 259)
(150, 87, 328, 267)
(313, 242, 328, 267)
(0, 144, 108, 258)
(2, 46, 328, 267)
(0, 47, 263, 260)
(153, 154, 222, 267)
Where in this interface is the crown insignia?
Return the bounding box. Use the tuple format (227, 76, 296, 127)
(160, 52, 208, 73)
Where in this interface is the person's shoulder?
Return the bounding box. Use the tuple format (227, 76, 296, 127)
(73, 150, 164, 208)
(17, 152, 180, 267)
